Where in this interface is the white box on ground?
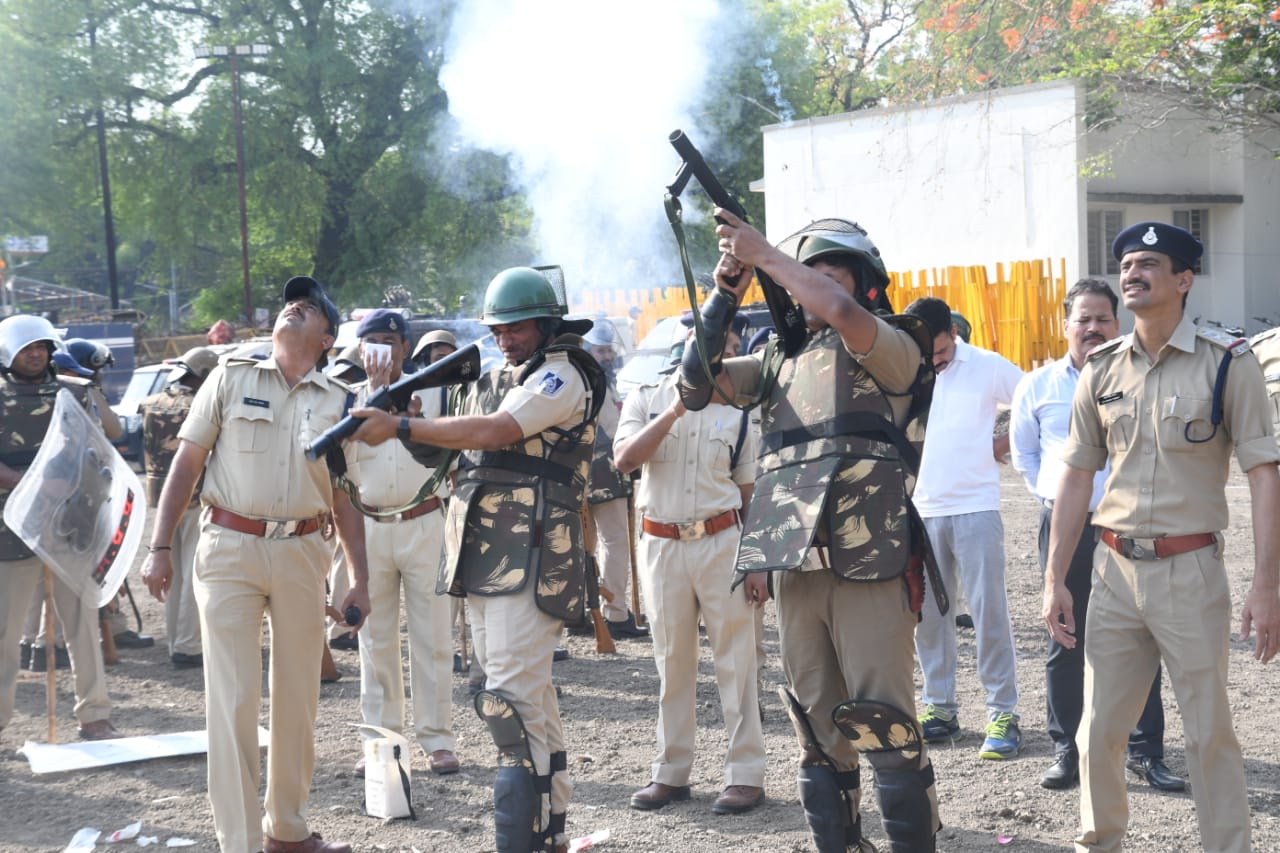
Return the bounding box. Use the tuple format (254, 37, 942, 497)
(355, 724, 413, 819)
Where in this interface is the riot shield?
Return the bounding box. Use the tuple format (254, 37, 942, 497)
(3, 389, 146, 606)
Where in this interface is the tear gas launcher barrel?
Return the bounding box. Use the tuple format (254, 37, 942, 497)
(303, 341, 483, 461)
(666, 129, 807, 357)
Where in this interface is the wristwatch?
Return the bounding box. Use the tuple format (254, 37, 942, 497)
(396, 416, 411, 441)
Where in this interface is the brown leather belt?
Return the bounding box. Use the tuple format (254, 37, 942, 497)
(1100, 529, 1215, 561)
(642, 509, 739, 542)
(209, 506, 324, 539)
(370, 496, 442, 524)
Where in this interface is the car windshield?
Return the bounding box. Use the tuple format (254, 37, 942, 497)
(115, 367, 168, 415)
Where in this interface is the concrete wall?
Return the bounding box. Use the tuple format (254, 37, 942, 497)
(759, 80, 1084, 283)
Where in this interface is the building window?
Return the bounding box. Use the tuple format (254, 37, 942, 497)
(1087, 210, 1124, 275)
(1172, 209, 1209, 275)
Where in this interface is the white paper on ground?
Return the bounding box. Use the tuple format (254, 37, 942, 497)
(19, 727, 270, 775)
(64, 828, 100, 852)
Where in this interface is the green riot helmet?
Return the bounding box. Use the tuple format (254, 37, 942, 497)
(479, 267, 566, 326)
(782, 219, 893, 313)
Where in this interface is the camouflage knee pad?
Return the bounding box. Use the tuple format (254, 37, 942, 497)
(475, 689, 554, 852)
(831, 699, 923, 772)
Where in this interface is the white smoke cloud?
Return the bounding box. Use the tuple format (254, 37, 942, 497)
(439, 0, 728, 298)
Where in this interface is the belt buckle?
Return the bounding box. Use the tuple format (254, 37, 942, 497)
(263, 520, 293, 540)
(676, 520, 705, 542)
(1127, 537, 1157, 560)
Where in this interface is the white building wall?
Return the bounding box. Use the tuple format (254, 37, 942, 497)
(760, 80, 1085, 283)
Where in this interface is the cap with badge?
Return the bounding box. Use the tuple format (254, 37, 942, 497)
(1111, 221, 1203, 267)
(354, 308, 408, 340)
(167, 347, 218, 384)
(282, 275, 341, 334)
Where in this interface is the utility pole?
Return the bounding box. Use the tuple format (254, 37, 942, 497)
(194, 44, 271, 326)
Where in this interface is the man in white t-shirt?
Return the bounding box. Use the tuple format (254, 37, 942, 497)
(906, 296, 1025, 761)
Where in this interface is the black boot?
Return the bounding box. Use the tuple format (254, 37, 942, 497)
(798, 764, 872, 852)
(875, 766, 938, 853)
(493, 766, 540, 853)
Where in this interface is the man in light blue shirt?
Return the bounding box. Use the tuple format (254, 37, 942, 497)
(1010, 278, 1182, 793)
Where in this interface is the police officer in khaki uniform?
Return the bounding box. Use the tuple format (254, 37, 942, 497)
(1045, 222, 1280, 853)
(352, 267, 602, 853)
(680, 214, 940, 852)
(615, 319, 766, 816)
(0, 315, 119, 741)
(140, 346, 218, 668)
(345, 309, 459, 775)
(142, 276, 371, 853)
(1252, 324, 1280, 432)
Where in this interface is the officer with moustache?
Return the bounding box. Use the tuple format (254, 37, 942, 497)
(351, 267, 603, 853)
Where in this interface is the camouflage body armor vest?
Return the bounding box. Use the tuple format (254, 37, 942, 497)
(736, 320, 932, 582)
(438, 340, 601, 622)
(140, 385, 201, 510)
(0, 374, 90, 560)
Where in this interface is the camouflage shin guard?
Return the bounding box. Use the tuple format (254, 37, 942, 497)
(780, 688, 868, 852)
(832, 699, 937, 853)
(475, 689, 548, 853)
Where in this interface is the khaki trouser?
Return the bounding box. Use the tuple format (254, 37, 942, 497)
(0, 555, 112, 729)
(194, 516, 330, 853)
(776, 569, 938, 822)
(165, 507, 203, 656)
(358, 509, 454, 755)
(470, 575, 570, 833)
(590, 497, 632, 623)
(1077, 540, 1249, 853)
(637, 525, 765, 788)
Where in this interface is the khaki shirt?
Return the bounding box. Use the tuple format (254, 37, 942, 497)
(465, 351, 588, 441)
(347, 386, 449, 507)
(617, 373, 756, 522)
(1062, 315, 1279, 536)
(1252, 326, 1280, 433)
(180, 357, 355, 520)
(723, 314, 920, 425)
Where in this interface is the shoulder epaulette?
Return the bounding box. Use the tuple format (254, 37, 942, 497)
(1196, 325, 1251, 357)
(328, 375, 354, 393)
(1250, 326, 1280, 347)
(1086, 337, 1125, 360)
(55, 375, 93, 388)
(223, 355, 261, 366)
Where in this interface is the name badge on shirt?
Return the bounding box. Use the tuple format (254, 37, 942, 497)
(243, 397, 271, 408)
(1097, 392, 1123, 405)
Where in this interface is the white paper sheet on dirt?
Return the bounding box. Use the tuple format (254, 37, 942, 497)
(19, 727, 270, 775)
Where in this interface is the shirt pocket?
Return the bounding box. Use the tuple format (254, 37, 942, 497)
(1160, 395, 1215, 450)
(1100, 396, 1137, 453)
(224, 403, 273, 453)
(707, 418, 740, 475)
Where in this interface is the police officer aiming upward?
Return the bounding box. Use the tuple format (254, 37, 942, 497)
(143, 276, 371, 853)
(351, 267, 604, 853)
(1044, 222, 1280, 853)
(679, 211, 939, 853)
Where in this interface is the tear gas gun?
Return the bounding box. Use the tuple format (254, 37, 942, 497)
(666, 129, 807, 357)
(304, 341, 484, 461)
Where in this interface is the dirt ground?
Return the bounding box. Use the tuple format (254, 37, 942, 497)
(2, 465, 1278, 852)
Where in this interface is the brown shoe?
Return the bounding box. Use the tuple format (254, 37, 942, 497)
(263, 832, 351, 853)
(428, 748, 460, 774)
(78, 719, 122, 741)
(629, 781, 691, 811)
(712, 784, 765, 815)
(353, 758, 365, 778)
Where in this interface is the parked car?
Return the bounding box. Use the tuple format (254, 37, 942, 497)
(109, 362, 175, 461)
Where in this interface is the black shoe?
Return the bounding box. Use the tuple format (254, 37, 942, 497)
(328, 634, 359, 652)
(607, 612, 650, 639)
(171, 652, 203, 668)
(552, 647, 570, 663)
(19, 642, 31, 671)
(453, 652, 464, 673)
(955, 613, 974, 629)
(113, 630, 155, 649)
(29, 646, 70, 672)
(1040, 751, 1079, 789)
(1126, 756, 1186, 792)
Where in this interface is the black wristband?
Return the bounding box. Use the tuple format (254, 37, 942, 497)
(396, 416, 411, 441)
(148, 545, 171, 552)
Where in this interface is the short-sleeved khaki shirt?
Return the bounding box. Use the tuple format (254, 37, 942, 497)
(1062, 315, 1279, 536)
(616, 373, 756, 523)
(347, 385, 449, 507)
(1252, 326, 1280, 434)
(179, 357, 354, 520)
